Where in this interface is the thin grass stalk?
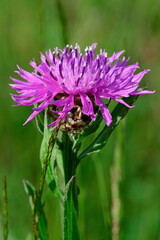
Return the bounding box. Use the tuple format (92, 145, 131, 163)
(3, 176, 8, 240)
(111, 121, 125, 240)
(32, 190, 39, 239)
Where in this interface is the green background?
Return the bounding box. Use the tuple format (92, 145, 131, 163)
(0, 0, 160, 239)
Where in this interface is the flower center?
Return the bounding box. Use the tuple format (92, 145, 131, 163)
(48, 93, 98, 132)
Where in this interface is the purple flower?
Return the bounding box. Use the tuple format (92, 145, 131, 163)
(10, 43, 154, 130)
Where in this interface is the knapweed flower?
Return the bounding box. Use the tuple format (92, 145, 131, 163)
(10, 43, 154, 131)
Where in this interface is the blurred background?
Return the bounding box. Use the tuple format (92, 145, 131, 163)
(0, 0, 160, 239)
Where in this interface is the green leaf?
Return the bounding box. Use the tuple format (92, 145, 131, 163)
(64, 177, 80, 240)
(23, 180, 49, 240)
(80, 111, 103, 138)
(77, 95, 138, 162)
(40, 110, 63, 200)
(26, 233, 32, 240)
(72, 111, 103, 151)
(62, 132, 79, 184)
(56, 147, 64, 177)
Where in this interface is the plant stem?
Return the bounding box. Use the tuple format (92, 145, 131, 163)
(32, 127, 59, 239)
(3, 176, 8, 240)
(32, 190, 39, 240)
(62, 132, 80, 240)
(39, 127, 59, 197)
(111, 122, 125, 240)
(62, 132, 78, 212)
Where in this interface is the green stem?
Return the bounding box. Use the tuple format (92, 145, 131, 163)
(39, 127, 59, 197)
(111, 122, 125, 240)
(32, 190, 39, 240)
(62, 133, 76, 183)
(62, 132, 78, 213)
(32, 127, 59, 239)
(3, 176, 8, 240)
(62, 132, 80, 240)
(117, 121, 125, 240)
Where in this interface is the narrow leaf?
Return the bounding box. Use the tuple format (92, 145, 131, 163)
(40, 110, 63, 200)
(64, 177, 80, 240)
(73, 111, 103, 150)
(77, 95, 138, 162)
(56, 147, 64, 177)
(80, 111, 103, 138)
(23, 180, 49, 240)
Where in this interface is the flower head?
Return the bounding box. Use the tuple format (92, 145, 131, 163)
(10, 43, 154, 131)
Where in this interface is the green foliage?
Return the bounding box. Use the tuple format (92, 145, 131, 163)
(0, 0, 159, 239)
(78, 95, 138, 161)
(79, 111, 103, 139)
(23, 180, 49, 240)
(61, 132, 80, 184)
(63, 177, 80, 240)
(40, 110, 63, 200)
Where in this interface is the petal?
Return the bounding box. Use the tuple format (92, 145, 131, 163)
(94, 94, 112, 126)
(32, 94, 55, 111)
(23, 96, 54, 125)
(114, 98, 134, 108)
(108, 50, 125, 63)
(51, 95, 72, 107)
(10, 77, 27, 84)
(23, 110, 41, 125)
(120, 64, 139, 79)
(45, 49, 54, 64)
(16, 65, 41, 83)
(9, 83, 44, 90)
(80, 93, 96, 120)
(130, 90, 155, 95)
(48, 95, 74, 127)
(132, 69, 150, 83)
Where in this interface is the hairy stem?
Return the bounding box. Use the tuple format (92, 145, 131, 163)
(32, 127, 59, 239)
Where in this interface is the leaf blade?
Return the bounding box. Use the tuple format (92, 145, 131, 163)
(23, 180, 49, 240)
(77, 95, 138, 162)
(63, 177, 80, 240)
(40, 110, 63, 200)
